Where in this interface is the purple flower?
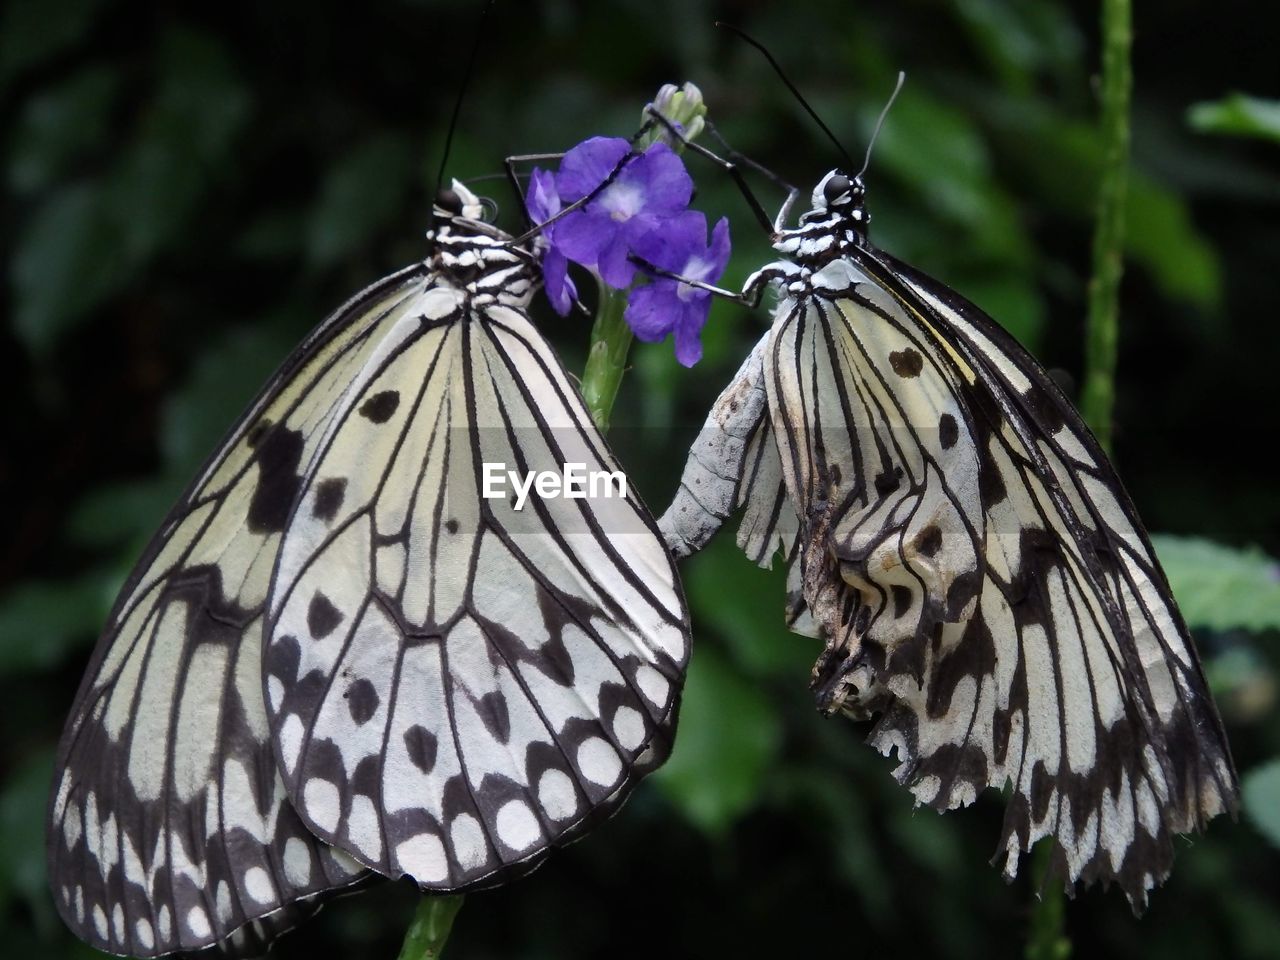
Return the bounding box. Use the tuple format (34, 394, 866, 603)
(525, 168, 578, 316)
(625, 211, 731, 367)
(553, 137, 693, 288)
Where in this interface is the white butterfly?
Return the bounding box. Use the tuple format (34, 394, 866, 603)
(660, 167, 1237, 907)
(48, 181, 689, 956)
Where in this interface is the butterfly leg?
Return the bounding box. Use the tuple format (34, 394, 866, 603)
(643, 107, 798, 237)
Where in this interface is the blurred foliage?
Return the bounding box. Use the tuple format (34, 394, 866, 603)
(2, 1, 1278, 959)
(1244, 759, 1280, 851)
(1189, 94, 1280, 144)
(1153, 536, 1280, 634)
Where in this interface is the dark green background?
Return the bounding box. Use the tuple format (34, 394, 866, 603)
(2, 1, 1278, 957)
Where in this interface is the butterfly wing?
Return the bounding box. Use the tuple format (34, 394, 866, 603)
(43, 268, 437, 956)
(264, 290, 689, 889)
(771, 251, 1235, 906)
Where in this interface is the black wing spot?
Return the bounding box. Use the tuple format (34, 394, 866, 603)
(307, 592, 343, 639)
(979, 448, 1008, 508)
(345, 678, 380, 725)
(360, 390, 401, 424)
(476, 691, 511, 744)
(874, 465, 903, 498)
(913, 524, 943, 558)
(247, 419, 273, 448)
(1023, 385, 1066, 433)
(404, 725, 438, 773)
(248, 426, 305, 533)
(891, 584, 913, 618)
(312, 478, 348, 521)
(889, 348, 924, 378)
(938, 413, 959, 450)
(445, 519, 459, 534)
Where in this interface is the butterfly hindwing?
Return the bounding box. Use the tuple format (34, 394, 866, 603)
(43, 269, 430, 956)
(661, 166, 1236, 907)
(852, 251, 1236, 894)
(264, 286, 689, 889)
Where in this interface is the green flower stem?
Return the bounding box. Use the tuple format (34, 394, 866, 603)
(396, 895, 465, 960)
(1081, 0, 1133, 453)
(1028, 1, 1132, 957)
(1025, 842, 1071, 960)
(580, 283, 635, 432)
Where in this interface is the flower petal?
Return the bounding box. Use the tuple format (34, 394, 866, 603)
(557, 136, 631, 203)
(624, 281, 679, 342)
(706, 216, 732, 275)
(553, 209, 615, 266)
(673, 301, 708, 367)
(628, 143, 693, 214)
(597, 232, 638, 289)
(525, 167, 560, 226)
(631, 210, 707, 272)
(543, 249, 577, 316)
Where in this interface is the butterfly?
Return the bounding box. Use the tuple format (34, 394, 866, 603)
(659, 165, 1238, 907)
(47, 180, 689, 957)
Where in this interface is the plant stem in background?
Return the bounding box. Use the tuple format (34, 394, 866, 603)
(1025, 843, 1071, 960)
(1028, 0, 1132, 957)
(397, 895, 465, 960)
(580, 284, 634, 432)
(392, 283, 633, 960)
(1081, 0, 1133, 453)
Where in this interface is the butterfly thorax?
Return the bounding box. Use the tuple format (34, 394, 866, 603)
(745, 169, 870, 297)
(425, 180, 537, 309)
(428, 227, 536, 309)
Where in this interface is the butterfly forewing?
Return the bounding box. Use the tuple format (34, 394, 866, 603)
(43, 270, 429, 956)
(660, 170, 1236, 907)
(264, 270, 688, 890)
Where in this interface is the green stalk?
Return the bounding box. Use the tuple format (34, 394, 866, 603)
(395, 224, 636, 960)
(579, 284, 635, 432)
(1025, 842, 1071, 960)
(1081, 0, 1133, 453)
(396, 895, 465, 960)
(1028, 1, 1131, 957)
(393, 82, 699, 960)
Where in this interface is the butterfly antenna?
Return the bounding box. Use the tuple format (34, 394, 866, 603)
(431, 0, 495, 229)
(715, 21, 856, 173)
(857, 71, 906, 179)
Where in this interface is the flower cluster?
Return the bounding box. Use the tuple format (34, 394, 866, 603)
(525, 134, 730, 367)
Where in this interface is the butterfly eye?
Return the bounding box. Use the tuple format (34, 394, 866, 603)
(823, 174, 853, 205)
(435, 187, 464, 215)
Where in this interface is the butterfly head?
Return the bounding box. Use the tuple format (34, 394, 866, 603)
(811, 170, 868, 225)
(433, 179, 489, 224)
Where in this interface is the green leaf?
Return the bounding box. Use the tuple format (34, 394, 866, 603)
(1124, 176, 1221, 308)
(0, 571, 119, 676)
(8, 28, 250, 355)
(1150, 535, 1280, 633)
(66, 478, 182, 550)
(7, 66, 120, 194)
(1242, 758, 1280, 849)
(652, 645, 781, 835)
(160, 322, 298, 479)
(0, 0, 103, 89)
(682, 535, 816, 679)
(307, 134, 415, 267)
(1188, 94, 1280, 145)
(0, 751, 56, 932)
(9, 182, 126, 354)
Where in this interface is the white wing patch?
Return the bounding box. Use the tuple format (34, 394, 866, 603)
(45, 270, 430, 956)
(265, 294, 688, 889)
(662, 241, 1236, 909)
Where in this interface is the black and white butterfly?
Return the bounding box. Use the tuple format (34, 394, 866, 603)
(48, 181, 689, 957)
(660, 165, 1238, 907)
